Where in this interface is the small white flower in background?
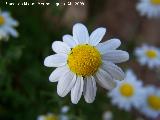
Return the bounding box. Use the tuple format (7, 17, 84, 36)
(136, 0, 160, 18)
(102, 111, 113, 120)
(61, 106, 69, 113)
(135, 44, 160, 69)
(37, 113, 58, 120)
(0, 9, 19, 41)
(108, 70, 145, 111)
(59, 115, 69, 120)
(59, 106, 69, 120)
(139, 86, 160, 118)
(44, 23, 129, 104)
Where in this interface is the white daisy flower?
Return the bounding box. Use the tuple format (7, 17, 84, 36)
(136, 0, 160, 18)
(0, 9, 19, 40)
(44, 23, 129, 104)
(135, 44, 160, 69)
(140, 86, 160, 118)
(37, 113, 58, 120)
(108, 70, 145, 111)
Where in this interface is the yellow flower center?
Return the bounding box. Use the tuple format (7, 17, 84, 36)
(67, 44, 102, 76)
(119, 83, 134, 97)
(0, 16, 5, 25)
(148, 95, 160, 110)
(44, 115, 58, 120)
(151, 0, 160, 5)
(146, 50, 157, 59)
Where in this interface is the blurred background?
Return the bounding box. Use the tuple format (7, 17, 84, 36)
(0, 0, 160, 120)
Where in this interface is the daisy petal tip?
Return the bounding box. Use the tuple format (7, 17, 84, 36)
(48, 77, 54, 82)
(57, 89, 65, 98)
(71, 99, 79, 104)
(85, 99, 94, 104)
(44, 57, 49, 67)
(73, 23, 85, 27)
(125, 52, 130, 61)
(98, 27, 107, 33)
(73, 23, 86, 31)
(115, 38, 121, 44)
(110, 38, 121, 46)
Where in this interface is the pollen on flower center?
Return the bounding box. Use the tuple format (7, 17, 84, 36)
(0, 16, 5, 25)
(146, 50, 157, 59)
(67, 44, 102, 76)
(119, 83, 134, 97)
(151, 0, 160, 5)
(148, 95, 160, 110)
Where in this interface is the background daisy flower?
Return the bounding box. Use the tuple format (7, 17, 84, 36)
(0, 9, 19, 40)
(135, 44, 160, 69)
(37, 113, 58, 120)
(44, 23, 129, 104)
(139, 86, 160, 118)
(102, 111, 113, 120)
(136, 0, 160, 18)
(108, 70, 145, 111)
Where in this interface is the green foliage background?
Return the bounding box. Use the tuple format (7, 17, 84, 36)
(0, 0, 152, 120)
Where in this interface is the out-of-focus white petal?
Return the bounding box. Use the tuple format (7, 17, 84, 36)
(37, 115, 45, 120)
(4, 26, 18, 37)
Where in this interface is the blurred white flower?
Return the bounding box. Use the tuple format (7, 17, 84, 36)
(61, 106, 69, 113)
(102, 111, 113, 120)
(37, 113, 58, 120)
(108, 70, 145, 111)
(136, 0, 160, 18)
(59, 115, 69, 120)
(0, 9, 19, 40)
(135, 44, 160, 69)
(139, 86, 160, 118)
(44, 23, 129, 104)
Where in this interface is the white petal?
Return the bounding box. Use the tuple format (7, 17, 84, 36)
(89, 28, 106, 46)
(44, 54, 67, 67)
(4, 26, 18, 37)
(6, 18, 19, 26)
(63, 34, 77, 48)
(52, 41, 70, 54)
(96, 68, 116, 90)
(96, 39, 121, 54)
(73, 23, 89, 44)
(101, 61, 125, 80)
(57, 71, 76, 97)
(71, 76, 84, 104)
(1, 12, 10, 18)
(102, 50, 129, 63)
(0, 29, 8, 40)
(83, 76, 97, 103)
(49, 66, 69, 82)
